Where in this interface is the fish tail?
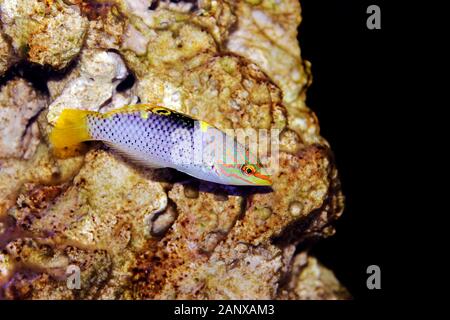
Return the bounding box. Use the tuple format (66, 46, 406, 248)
(49, 109, 97, 158)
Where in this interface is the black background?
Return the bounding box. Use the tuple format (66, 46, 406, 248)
(299, 0, 395, 299)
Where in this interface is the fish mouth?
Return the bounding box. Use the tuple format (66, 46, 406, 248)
(254, 172, 272, 185)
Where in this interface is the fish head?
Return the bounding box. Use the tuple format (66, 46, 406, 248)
(215, 163, 272, 186)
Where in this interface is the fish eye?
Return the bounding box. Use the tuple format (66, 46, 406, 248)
(241, 164, 256, 176)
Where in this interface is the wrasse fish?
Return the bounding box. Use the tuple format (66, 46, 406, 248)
(49, 104, 272, 186)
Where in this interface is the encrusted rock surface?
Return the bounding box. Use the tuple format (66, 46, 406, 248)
(0, 78, 47, 158)
(0, 0, 88, 69)
(0, 32, 14, 75)
(278, 252, 351, 300)
(0, 0, 348, 299)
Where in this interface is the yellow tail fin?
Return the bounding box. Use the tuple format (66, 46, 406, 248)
(50, 109, 96, 158)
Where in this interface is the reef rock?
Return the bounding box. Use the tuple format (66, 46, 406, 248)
(0, 0, 348, 300)
(0, 78, 47, 159)
(0, 0, 88, 69)
(0, 32, 14, 75)
(46, 49, 129, 125)
(278, 252, 351, 300)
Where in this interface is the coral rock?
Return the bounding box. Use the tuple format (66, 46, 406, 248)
(47, 49, 129, 125)
(0, 0, 88, 69)
(0, 78, 47, 159)
(0, 32, 14, 75)
(279, 252, 351, 300)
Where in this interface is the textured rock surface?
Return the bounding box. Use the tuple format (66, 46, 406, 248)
(0, 78, 47, 158)
(227, 0, 321, 144)
(0, 0, 88, 69)
(0, 32, 14, 75)
(0, 0, 348, 299)
(278, 252, 351, 300)
(46, 49, 129, 125)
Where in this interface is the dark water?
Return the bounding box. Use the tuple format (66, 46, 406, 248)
(300, 0, 396, 300)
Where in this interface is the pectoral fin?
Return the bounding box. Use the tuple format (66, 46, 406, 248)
(104, 142, 165, 169)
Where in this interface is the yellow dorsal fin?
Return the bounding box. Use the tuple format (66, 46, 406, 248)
(103, 104, 155, 116)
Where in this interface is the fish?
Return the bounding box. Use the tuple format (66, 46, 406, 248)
(49, 104, 272, 186)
